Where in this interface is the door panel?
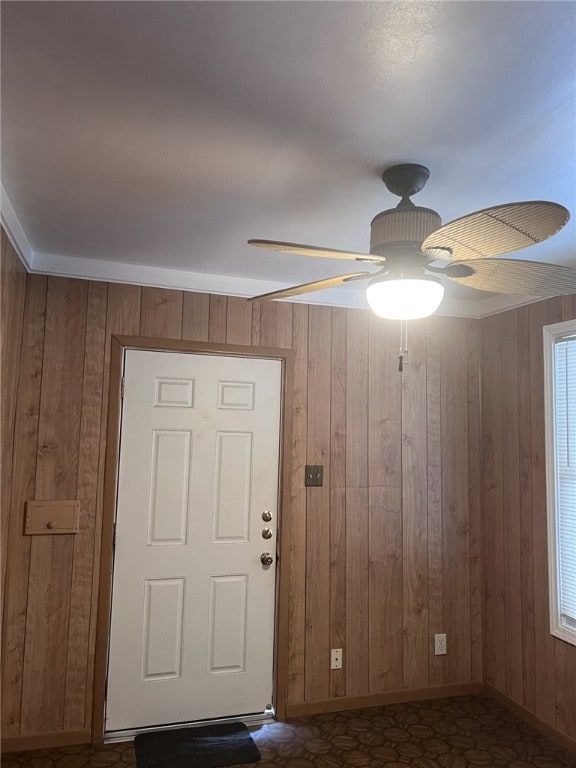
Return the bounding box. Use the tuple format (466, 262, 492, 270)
(106, 350, 282, 732)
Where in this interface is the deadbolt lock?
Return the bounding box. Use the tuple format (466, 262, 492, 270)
(262, 527, 273, 539)
(260, 552, 274, 566)
(262, 510, 272, 522)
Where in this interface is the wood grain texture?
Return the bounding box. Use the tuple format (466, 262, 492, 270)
(466, 318, 483, 682)
(208, 294, 227, 343)
(345, 309, 370, 697)
(368, 315, 402, 693)
(480, 312, 505, 691)
(1, 274, 47, 737)
(426, 317, 443, 687)
(562, 294, 576, 321)
(440, 317, 470, 685)
(305, 306, 331, 701)
(91, 285, 141, 739)
(139, 287, 183, 339)
(181, 292, 209, 341)
(260, 302, 293, 348)
(402, 321, 429, 689)
(517, 303, 536, 711)
(480, 294, 576, 742)
(21, 278, 88, 734)
(329, 308, 346, 698)
(64, 282, 108, 730)
(225, 296, 252, 346)
(501, 309, 522, 702)
(287, 304, 308, 705)
(1, 233, 26, 612)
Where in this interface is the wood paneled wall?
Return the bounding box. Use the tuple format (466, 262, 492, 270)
(1, 230, 27, 619)
(480, 295, 576, 743)
(2, 237, 483, 744)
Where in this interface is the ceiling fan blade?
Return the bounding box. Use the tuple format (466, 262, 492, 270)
(248, 239, 383, 263)
(249, 271, 372, 302)
(445, 258, 576, 296)
(422, 201, 569, 261)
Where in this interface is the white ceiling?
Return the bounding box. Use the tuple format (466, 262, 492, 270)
(2, 1, 575, 317)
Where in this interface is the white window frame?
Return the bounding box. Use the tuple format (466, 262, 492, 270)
(544, 318, 576, 647)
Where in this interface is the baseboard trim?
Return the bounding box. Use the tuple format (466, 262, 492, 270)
(485, 684, 576, 754)
(285, 682, 484, 717)
(3, 686, 573, 754)
(1, 729, 91, 754)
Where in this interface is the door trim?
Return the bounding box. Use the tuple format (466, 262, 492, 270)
(92, 335, 294, 742)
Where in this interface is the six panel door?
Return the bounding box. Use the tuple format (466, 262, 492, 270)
(106, 350, 282, 732)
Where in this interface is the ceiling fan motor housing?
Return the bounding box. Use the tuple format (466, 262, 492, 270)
(370, 206, 441, 256)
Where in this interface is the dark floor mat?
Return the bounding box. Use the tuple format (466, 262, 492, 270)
(134, 722, 261, 768)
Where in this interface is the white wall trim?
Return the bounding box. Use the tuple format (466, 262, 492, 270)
(0, 184, 35, 271)
(32, 250, 365, 309)
(0, 197, 563, 320)
(543, 318, 576, 649)
(29, 248, 547, 319)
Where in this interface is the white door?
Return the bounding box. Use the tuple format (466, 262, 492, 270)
(106, 350, 282, 733)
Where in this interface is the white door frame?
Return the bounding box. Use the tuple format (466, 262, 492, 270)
(92, 336, 294, 742)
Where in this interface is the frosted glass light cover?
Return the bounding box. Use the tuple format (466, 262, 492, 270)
(366, 277, 444, 320)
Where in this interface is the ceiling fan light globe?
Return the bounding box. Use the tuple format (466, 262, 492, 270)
(366, 277, 444, 320)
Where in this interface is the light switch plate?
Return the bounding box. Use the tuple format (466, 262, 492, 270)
(305, 465, 323, 487)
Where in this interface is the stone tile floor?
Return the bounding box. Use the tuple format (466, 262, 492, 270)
(3, 696, 576, 768)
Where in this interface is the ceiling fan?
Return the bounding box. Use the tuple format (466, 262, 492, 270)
(247, 164, 574, 320)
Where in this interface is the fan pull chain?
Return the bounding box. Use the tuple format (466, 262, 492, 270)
(398, 320, 409, 373)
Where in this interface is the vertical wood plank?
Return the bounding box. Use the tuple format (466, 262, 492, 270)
(426, 316, 443, 687)
(345, 309, 369, 696)
(480, 313, 505, 691)
(181, 292, 209, 341)
(225, 296, 252, 346)
(95, 282, 142, 541)
(561, 294, 576, 321)
(90, 283, 142, 727)
(260, 302, 293, 349)
(466, 318, 483, 682)
(501, 310, 522, 702)
(287, 304, 308, 704)
(208, 295, 227, 343)
(63, 282, 108, 730)
(440, 317, 471, 684)
(21, 278, 88, 734)
(546, 296, 563, 325)
(1, 236, 27, 611)
(517, 304, 535, 711)
(1, 275, 47, 736)
(402, 320, 429, 689)
(530, 300, 555, 723)
(251, 302, 261, 347)
(139, 287, 183, 339)
(329, 308, 346, 698)
(305, 306, 331, 701)
(368, 316, 402, 693)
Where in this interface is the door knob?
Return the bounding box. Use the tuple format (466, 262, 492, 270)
(260, 552, 274, 566)
(262, 527, 273, 539)
(262, 510, 272, 522)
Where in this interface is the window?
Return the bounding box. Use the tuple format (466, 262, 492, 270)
(544, 319, 576, 646)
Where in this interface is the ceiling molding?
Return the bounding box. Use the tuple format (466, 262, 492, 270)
(31, 247, 543, 320)
(0, 186, 548, 321)
(32, 249, 360, 309)
(1, 183, 35, 270)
